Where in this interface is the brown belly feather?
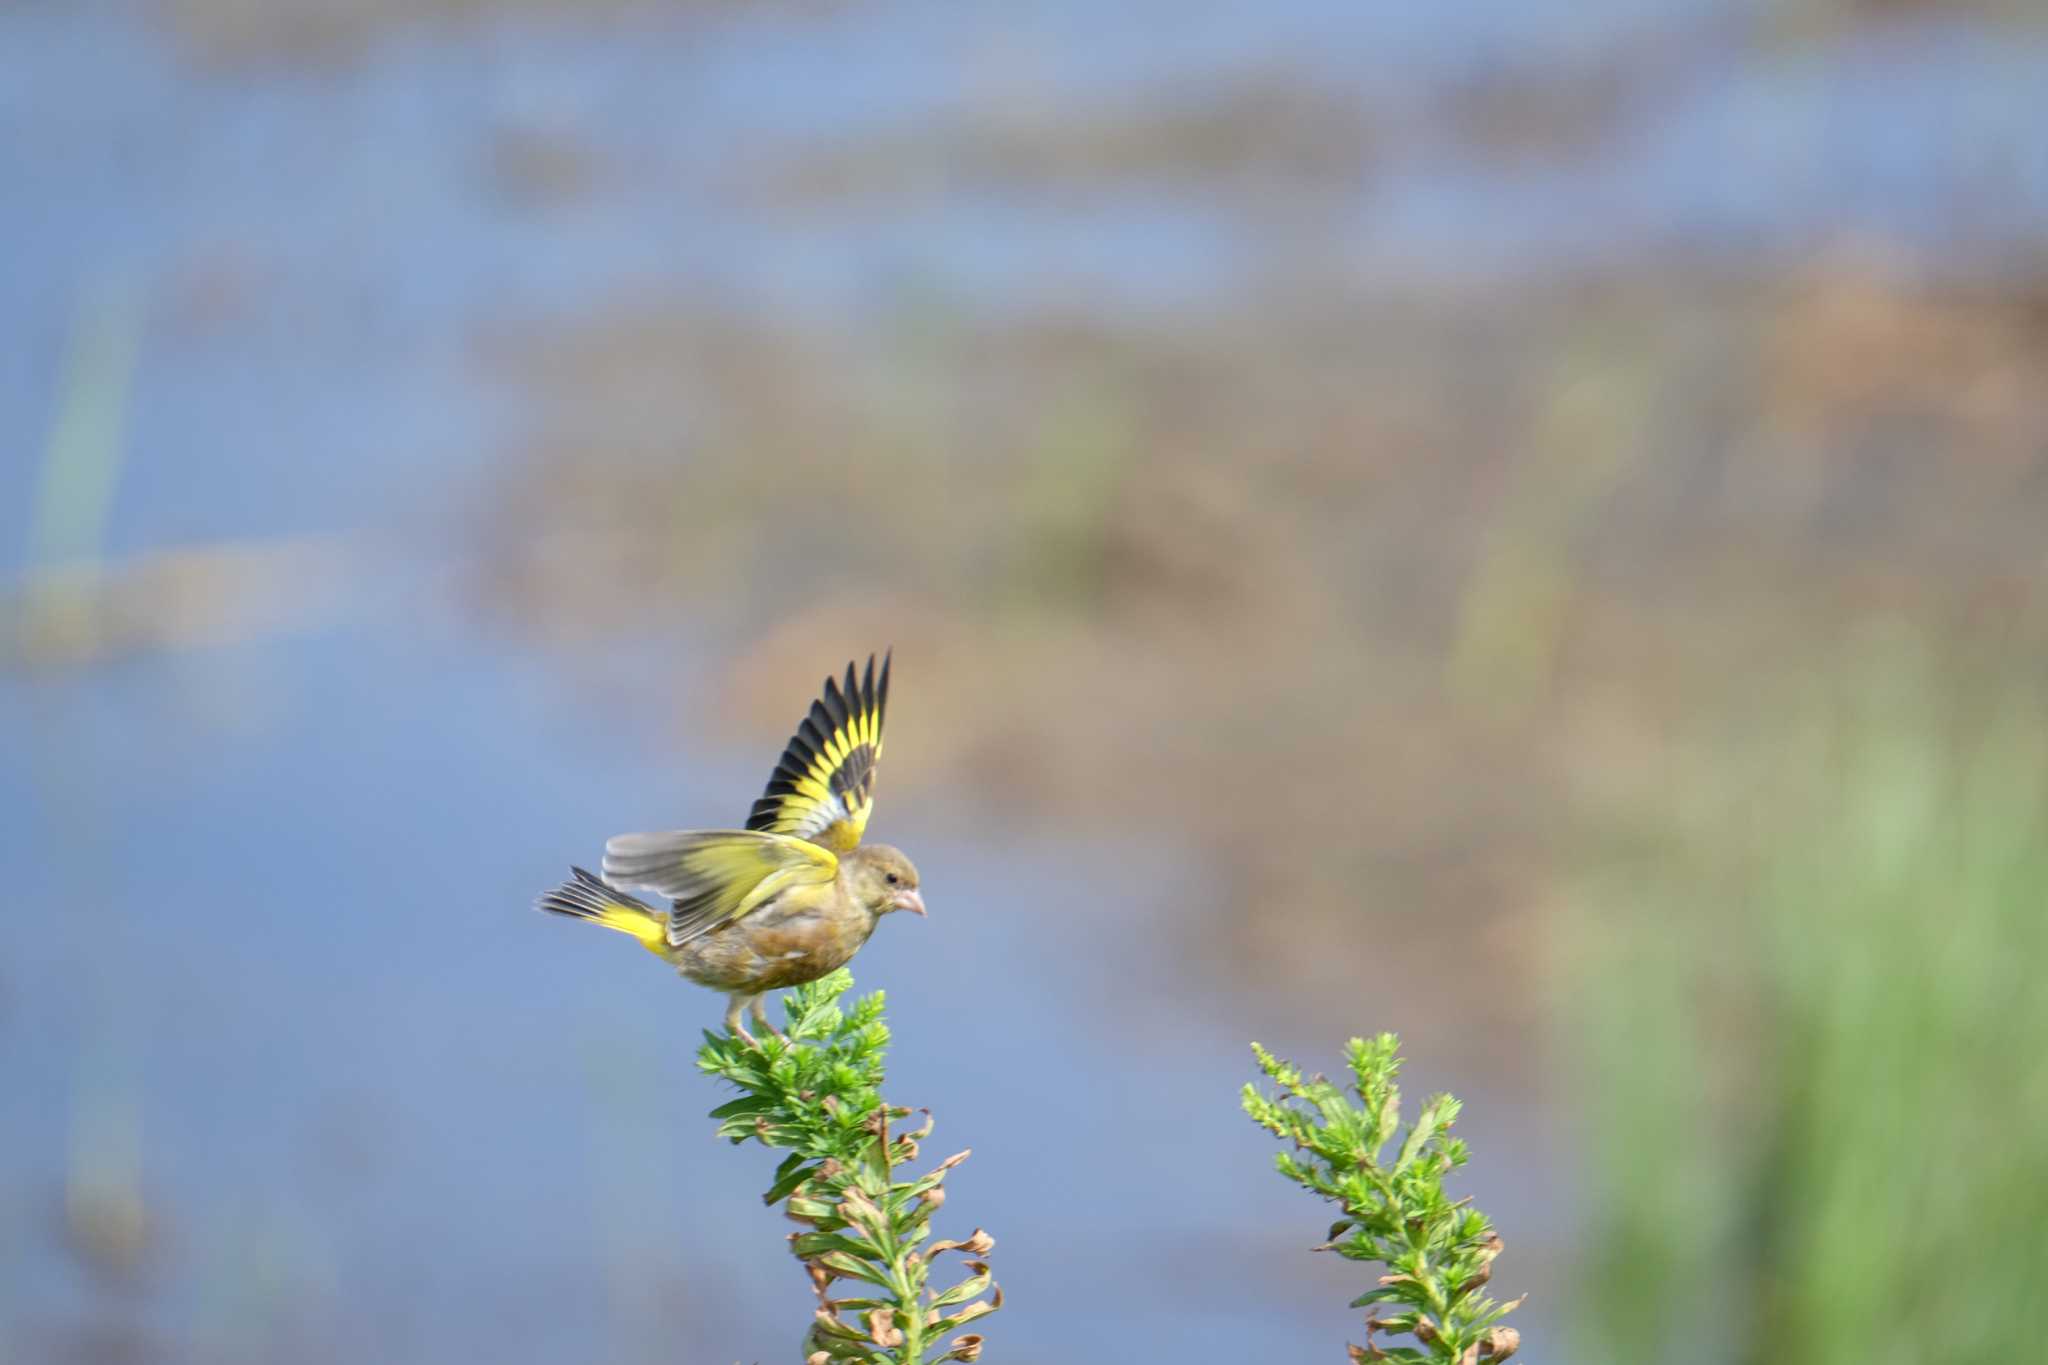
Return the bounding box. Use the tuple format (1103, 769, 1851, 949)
(670, 897, 878, 993)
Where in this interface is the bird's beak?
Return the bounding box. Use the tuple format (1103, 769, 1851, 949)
(890, 888, 927, 917)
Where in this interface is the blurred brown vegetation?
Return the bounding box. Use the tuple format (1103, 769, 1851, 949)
(164, 0, 664, 65)
(739, 70, 1378, 209)
(478, 258, 2048, 1070)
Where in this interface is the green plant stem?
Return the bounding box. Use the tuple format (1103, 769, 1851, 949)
(698, 971, 998, 1364)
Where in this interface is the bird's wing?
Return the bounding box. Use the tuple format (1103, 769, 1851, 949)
(602, 830, 840, 947)
(744, 652, 890, 854)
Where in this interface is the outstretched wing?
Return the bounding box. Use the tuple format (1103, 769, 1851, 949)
(602, 830, 839, 947)
(744, 652, 889, 853)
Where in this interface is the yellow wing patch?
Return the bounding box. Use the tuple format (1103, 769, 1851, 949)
(745, 653, 889, 853)
(601, 830, 839, 947)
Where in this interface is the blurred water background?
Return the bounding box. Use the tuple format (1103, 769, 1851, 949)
(4, 1, 2047, 1362)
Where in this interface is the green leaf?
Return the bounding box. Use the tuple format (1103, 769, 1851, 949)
(763, 1154, 816, 1205)
(786, 1194, 840, 1222)
(929, 1265, 992, 1308)
(812, 1250, 892, 1287)
(1395, 1095, 1463, 1177)
(791, 1231, 884, 1261)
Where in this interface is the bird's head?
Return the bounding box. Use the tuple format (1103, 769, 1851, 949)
(844, 844, 925, 918)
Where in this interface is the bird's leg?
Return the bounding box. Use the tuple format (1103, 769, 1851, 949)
(749, 994, 786, 1043)
(725, 993, 759, 1048)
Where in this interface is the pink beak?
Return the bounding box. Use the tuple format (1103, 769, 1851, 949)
(891, 888, 927, 917)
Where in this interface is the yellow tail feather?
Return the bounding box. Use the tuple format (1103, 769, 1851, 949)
(536, 868, 666, 954)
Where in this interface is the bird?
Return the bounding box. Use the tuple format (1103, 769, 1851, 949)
(536, 652, 924, 1046)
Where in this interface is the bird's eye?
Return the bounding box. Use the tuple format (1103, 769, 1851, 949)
(885, 873, 899, 885)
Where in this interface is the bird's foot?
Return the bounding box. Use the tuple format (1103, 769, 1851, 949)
(724, 994, 765, 1049)
(749, 998, 786, 1045)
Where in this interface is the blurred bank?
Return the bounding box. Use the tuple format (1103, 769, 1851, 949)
(3, 1, 2046, 1362)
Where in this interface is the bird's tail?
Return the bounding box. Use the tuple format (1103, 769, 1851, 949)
(536, 867, 667, 954)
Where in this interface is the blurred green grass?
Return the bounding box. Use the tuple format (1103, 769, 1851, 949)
(1568, 634, 2048, 1365)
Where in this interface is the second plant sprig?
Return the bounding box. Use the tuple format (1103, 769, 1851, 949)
(1245, 1034, 1522, 1364)
(698, 970, 1000, 1365)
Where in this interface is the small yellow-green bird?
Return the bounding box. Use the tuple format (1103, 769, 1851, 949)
(537, 653, 923, 1046)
